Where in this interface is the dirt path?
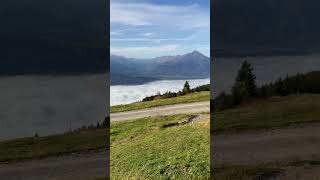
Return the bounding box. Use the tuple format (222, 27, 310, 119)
(212, 123, 320, 166)
(272, 165, 320, 180)
(0, 151, 108, 180)
(111, 101, 210, 121)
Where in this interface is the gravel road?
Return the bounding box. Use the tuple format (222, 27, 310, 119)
(213, 123, 320, 166)
(111, 101, 210, 121)
(0, 151, 108, 180)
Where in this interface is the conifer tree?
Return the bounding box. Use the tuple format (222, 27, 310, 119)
(231, 60, 257, 104)
(183, 81, 191, 94)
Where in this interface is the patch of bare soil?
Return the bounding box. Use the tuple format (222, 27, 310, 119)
(162, 114, 209, 128)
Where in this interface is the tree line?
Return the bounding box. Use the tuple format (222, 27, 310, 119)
(214, 60, 320, 111)
(142, 82, 210, 102)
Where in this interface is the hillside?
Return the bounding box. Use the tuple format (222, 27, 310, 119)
(110, 114, 210, 179)
(214, 94, 320, 133)
(2, 94, 320, 179)
(111, 91, 210, 113)
(111, 51, 210, 85)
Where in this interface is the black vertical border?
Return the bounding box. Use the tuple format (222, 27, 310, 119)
(210, 0, 215, 178)
(105, 0, 110, 179)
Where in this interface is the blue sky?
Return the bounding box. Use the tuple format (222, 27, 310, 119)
(110, 0, 210, 59)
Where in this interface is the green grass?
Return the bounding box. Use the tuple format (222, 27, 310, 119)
(2, 93, 320, 179)
(110, 114, 210, 179)
(111, 91, 209, 113)
(0, 128, 107, 162)
(214, 94, 320, 134)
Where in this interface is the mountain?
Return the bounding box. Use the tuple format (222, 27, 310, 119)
(152, 51, 210, 78)
(110, 51, 210, 85)
(213, 0, 320, 57)
(110, 55, 158, 85)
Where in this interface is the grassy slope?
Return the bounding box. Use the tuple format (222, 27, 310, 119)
(214, 94, 320, 134)
(111, 91, 209, 113)
(0, 129, 107, 162)
(2, 94, 320, 179)
(110, 114, 210, 179)
(212, 94, 320, 179)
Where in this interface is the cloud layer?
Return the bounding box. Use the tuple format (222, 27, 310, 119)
(111, 3, 209, 28)
(111, 78, 210, 105)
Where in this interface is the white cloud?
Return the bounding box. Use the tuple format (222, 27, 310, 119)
(110, 34, 196, 43)
(111, 44, 180, 58)
(111, 37, 189, 42)
(110, 31, 122, 36)
(110, 1, 209, 58)
(143, 32, 154, 37)
(110, 2, 209, 29)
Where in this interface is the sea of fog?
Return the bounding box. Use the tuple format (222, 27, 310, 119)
(111, 79, 210, 106)
(0, 74, 107, 141)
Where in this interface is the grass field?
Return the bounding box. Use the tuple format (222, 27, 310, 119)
(2, 94, 320, 179)
(0, 128, 107, 162)
(110, 114, 210, 179)
(111, 91, 209, 113)
(214, 94, 320, 134)
(211, 94, 320, 179)
(1, 94, 320, 162)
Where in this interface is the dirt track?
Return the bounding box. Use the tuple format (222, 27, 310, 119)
(111, 101, 210, 121)
(0, 151, 108, 180)
(213, 123, 320, 166)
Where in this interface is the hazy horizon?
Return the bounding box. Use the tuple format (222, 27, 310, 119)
(110, 50, 210, 60)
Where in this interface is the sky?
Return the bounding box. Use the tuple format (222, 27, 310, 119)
(110, 0, 210, 59)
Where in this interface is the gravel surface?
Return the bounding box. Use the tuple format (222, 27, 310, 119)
(212, 123, 320, 166)
(0, 151, 108, 180)
(272, 165, 320, 180)
(111, 101, 210, 121)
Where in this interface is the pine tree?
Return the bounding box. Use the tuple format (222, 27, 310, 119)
(183, 81, 191, 94)
(231, 60, 257, 104)
(275, 78, 288, 96)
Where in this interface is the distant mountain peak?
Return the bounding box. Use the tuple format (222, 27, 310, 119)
(110, 50, 210, 85)
(191, 50, 202, 54)
(183, 50, 208, 60)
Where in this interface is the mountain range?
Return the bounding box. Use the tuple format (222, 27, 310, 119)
(111, 51, 210, 85)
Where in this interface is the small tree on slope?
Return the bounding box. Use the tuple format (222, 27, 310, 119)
(231, 60, 257, 104)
